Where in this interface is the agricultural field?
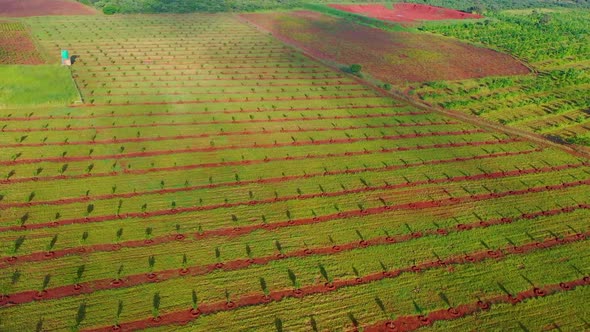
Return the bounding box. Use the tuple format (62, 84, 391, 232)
(0, 21, 43, 64)
(0, 7, 588, 332)
(240, 11, 529, 85)
(0, 0, 97, 17)
(411, 9, 590, 146)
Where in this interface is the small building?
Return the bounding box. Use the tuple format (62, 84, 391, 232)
(61, 49, 71, 66)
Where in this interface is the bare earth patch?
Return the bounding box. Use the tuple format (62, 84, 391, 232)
(241, 11, 530, 85)
(0, 0, 97, 17)
(0, 22, 43, 64)
(329, 3, 483, 23)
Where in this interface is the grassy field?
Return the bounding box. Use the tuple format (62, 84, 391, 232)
(0, 65, 80, 107)
(0, 12, 588, 332)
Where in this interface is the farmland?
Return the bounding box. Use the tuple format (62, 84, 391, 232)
(241, 11, 529, 85)
(328, 3, 482, 24)
(0, 21, 43, 64)
(0, 7, 589, 332)
(411, 9, 590, 146)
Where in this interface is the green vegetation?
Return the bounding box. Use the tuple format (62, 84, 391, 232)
(406, 0, 590, 12)
(0, 65, 79, 108)
(0, 7, 588, 332)
(413, 9, 590, 145)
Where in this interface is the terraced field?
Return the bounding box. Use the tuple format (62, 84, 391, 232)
(0, 13, 588, 332)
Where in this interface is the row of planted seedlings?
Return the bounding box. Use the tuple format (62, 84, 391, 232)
(0, 132, 540, 194)
(0, 134, 555, 220)
(0, 97, 399, 121)
(82, 84, 369, 100)
(428, 286, 589, 332)
(0, 97, 409, 134)
(31, 19, 259, 40)
(75, 67, 335, 81)
(70, 47, 295, 61)
(78, 84, 371, 103)
(0, 109, 441, 152)
(0, 136, 544, 226)
(2, 158, 588, 240)
(1, 201, 587, 331)
(2, 145, 587, 257)
(77, 89, 380, 105)
(0, 125, 520, 223)
(0, 126, 503, 184)
(77, 78, 358, 93)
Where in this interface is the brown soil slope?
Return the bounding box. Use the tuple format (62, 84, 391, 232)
(0, 0, 97, 17)
(241, 11, 529, 85)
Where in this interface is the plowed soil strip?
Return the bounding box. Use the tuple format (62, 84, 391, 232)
(88, 87, 368, 97)
(1, 176, 587, 233)
(1, 111, 421, 133)
(1, 121, 458, 148)
(0, 161, 581, 210)
(77, 233, 589, 331)
(0, 104, 404, 122)
(0, 138, 526, 185)
(0, 129, 485, 166)
(0, 147, 560, 268)
(364, 278, 590, 332)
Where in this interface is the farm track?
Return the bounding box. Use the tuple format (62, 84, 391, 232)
(0, 129, 486, 166)
(79, 233, 589, 331)
(1, 158, 579, 210)
(1, 176, 588, 233)
(0, 121, 458, 148)
(364, 276, 590, 332)
(0, 139, 532, 185)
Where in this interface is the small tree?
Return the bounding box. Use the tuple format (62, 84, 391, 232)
(152, 292, 160, 319)
(115, 300, 123, 326)
(191, 290, 198, 310)
(74, 302, 87, 330)
(349, 64, 362, 74)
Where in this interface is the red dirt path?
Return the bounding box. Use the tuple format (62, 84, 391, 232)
(329, 3, 482, 23)
(0, 0, 97, 17)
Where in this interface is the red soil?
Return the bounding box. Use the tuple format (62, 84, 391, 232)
(2, 230, 587, 309)
(241, 12, 530, 84)
(0, 0, 97, 17)
(329, 3, 483, 23)
(75, 234, 589, 331)
(1, 173, 586, 234)
(365, 276, 590, 331)
(0, 111, 419, 133)
(1, 119, 457, 148)
(0, 137, 526, 185)
(0, 31, 43, 64)
(0, 160, 581, 210)
(0, 104, 400, 122)
(0, 128, 484, 166)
